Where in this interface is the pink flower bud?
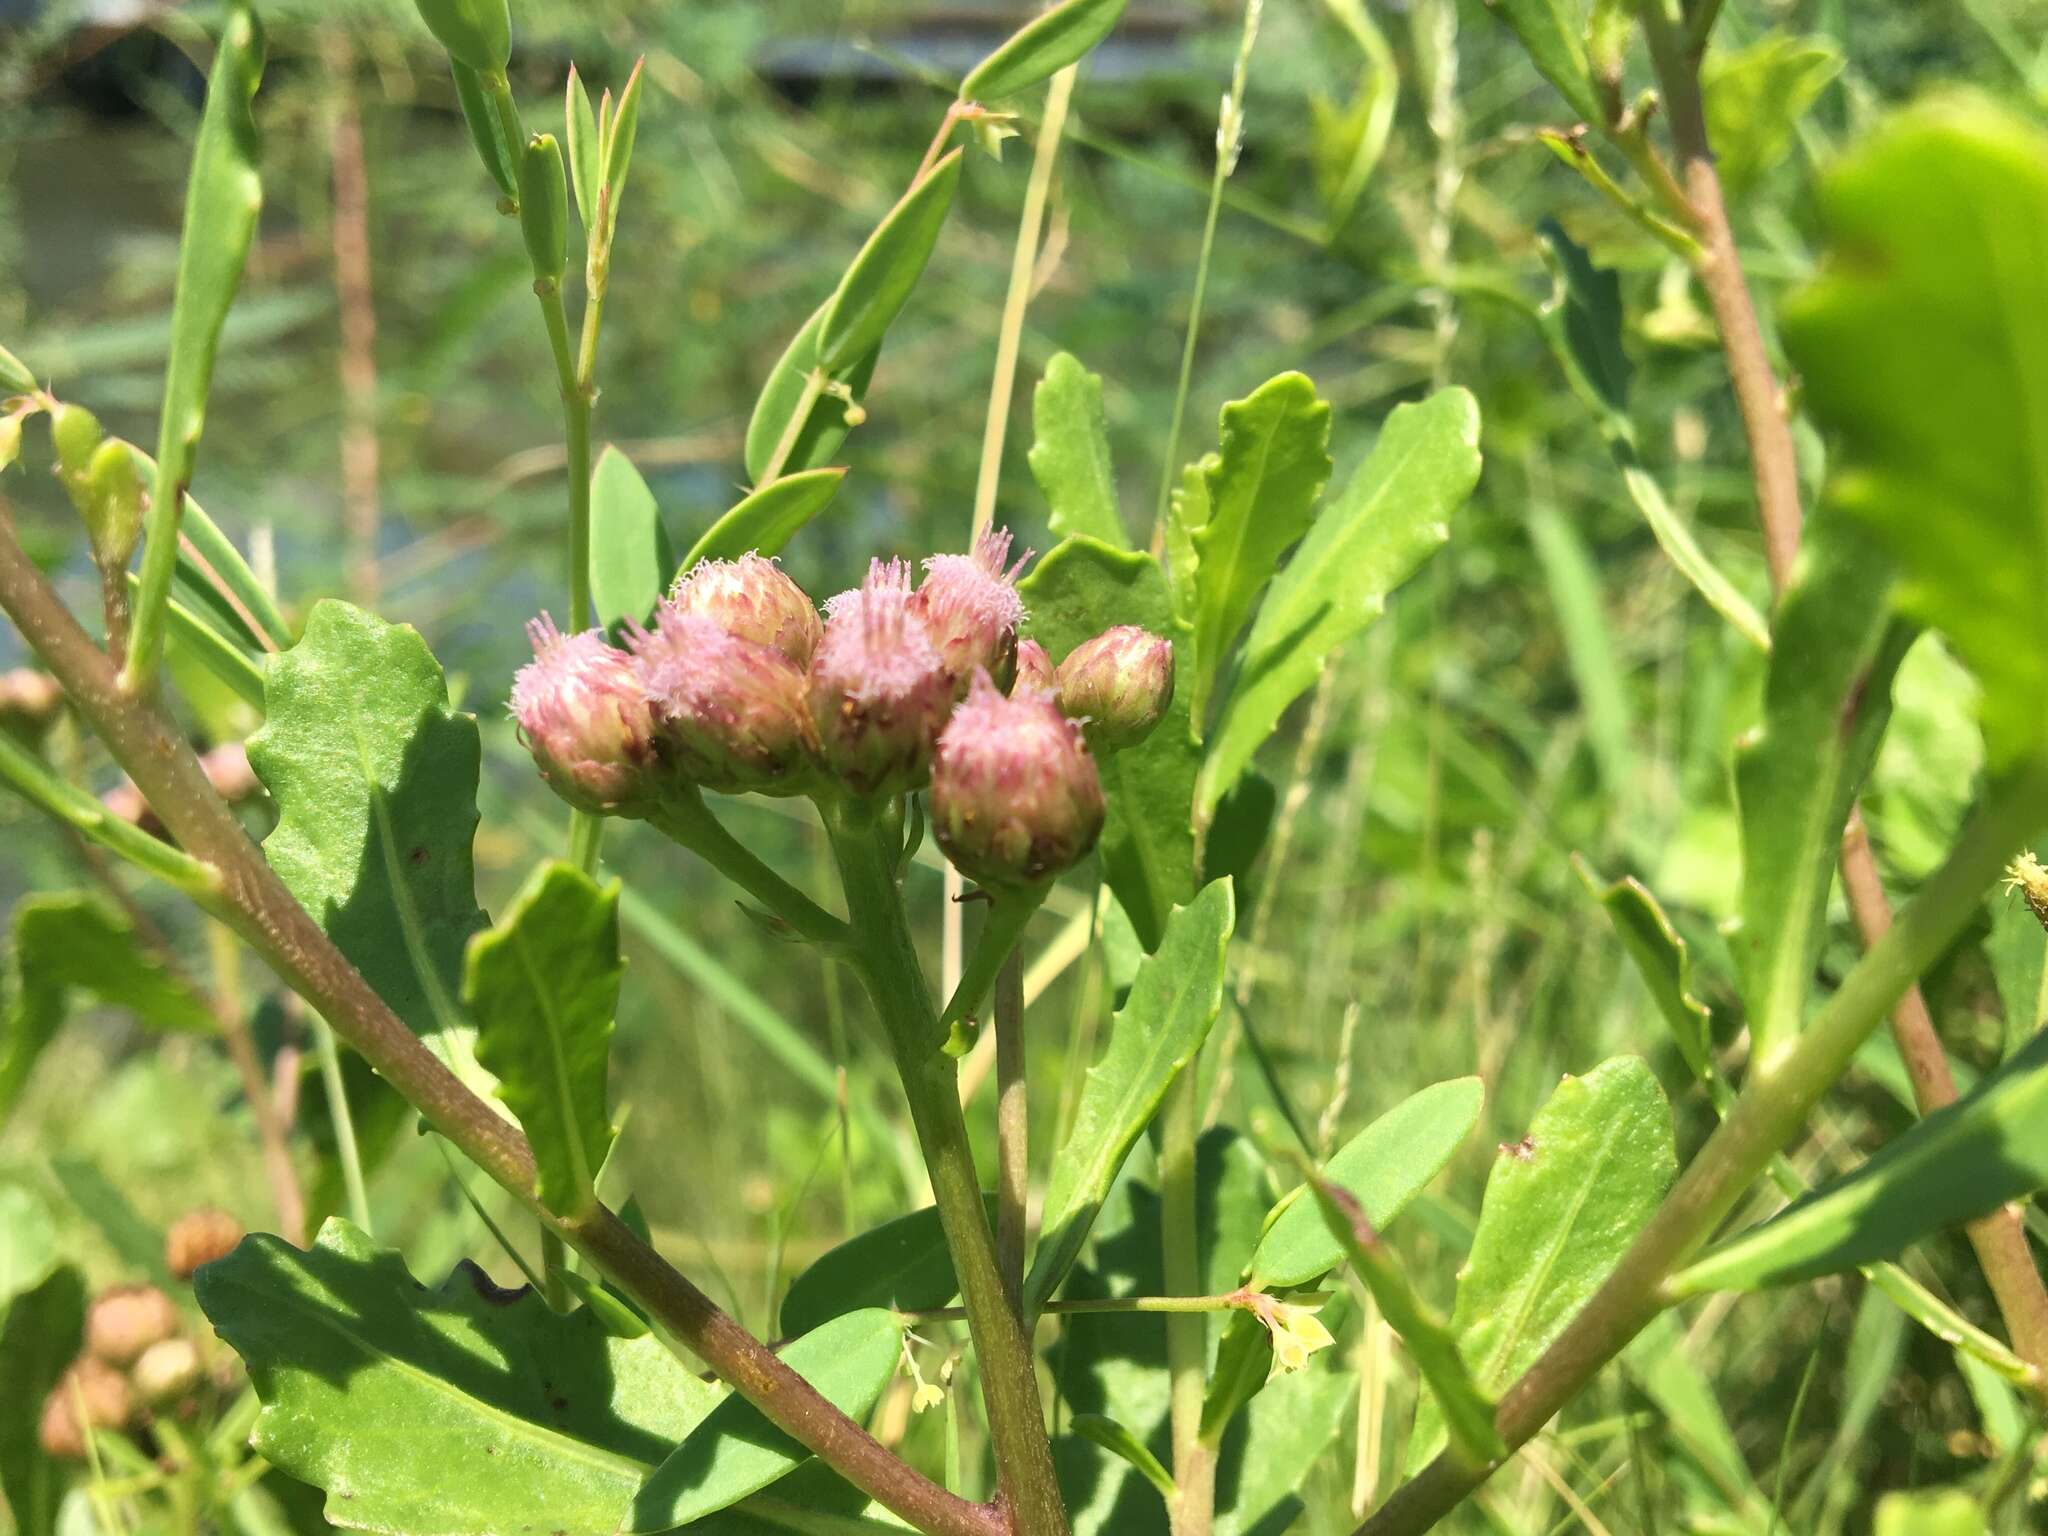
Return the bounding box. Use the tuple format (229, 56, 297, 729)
(931, 671, 1105, 889)
(86, 1285, 178, 1367)
(511, 617, 660, 814)
(1012, 638, 1057, 696)
(630, 604, 819, 796)
(668, 553, 822, 668)
(809, 559, 956, 795)
(914, 528, 1031, 693)
(1056, 625, 1175, 750)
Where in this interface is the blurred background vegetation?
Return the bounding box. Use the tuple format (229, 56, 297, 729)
(4, 1, 2048, 1531)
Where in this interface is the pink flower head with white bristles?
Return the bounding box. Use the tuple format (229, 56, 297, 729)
(930, 669, 1104, 889)
(914, 527, 1032, 694)
(809, 558, 955, 794)
(511, 616, 659, 813)
(667, 552, 822, 668)
(627, 603, 817, 796)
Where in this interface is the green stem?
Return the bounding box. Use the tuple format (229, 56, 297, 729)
(995, 950, 1027, 1312)
(1152, 150, 1228, 545)
(1160, 1067, 1215, 1536)
(1359, 763, 2048, 1534)
(759, 369, 828, 488)
(648, 790, 852, 948)
(941, 892, 1043, 1054)
(906, 1288, 1324, 1322)
(827, 803, 1070, 1536)
(532, 280, 592, 632)
(313, 1015, 372, 1232)
(540, 1227, 572, 1312)
(569, 807, 605, 876)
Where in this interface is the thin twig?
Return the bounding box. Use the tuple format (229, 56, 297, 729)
(995, 951, 1028, 1315)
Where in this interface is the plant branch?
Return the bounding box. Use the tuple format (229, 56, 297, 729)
(0, 520, 999, 1536)
(941, 892, 1041, 1054)
(995, 950, 1027, 1314)
(1358, 763, 2048, 1534)
(647, 788, 853, 948)
(1161, 1066, 1214, 1536)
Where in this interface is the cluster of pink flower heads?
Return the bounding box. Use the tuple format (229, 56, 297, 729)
(510, 530, 1176, 888)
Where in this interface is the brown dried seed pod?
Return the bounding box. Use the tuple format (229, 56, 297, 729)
(166, 1207, 245, 1280)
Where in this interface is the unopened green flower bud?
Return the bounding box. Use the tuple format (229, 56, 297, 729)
(84, 438, 146, 570)
(1011, 638, 1056, 696)
(412, 0, 510, 75)
(512, 616, 661, 814)
(86, 1285, 178, 1367)
(932, 671, 1105, 889)
(1056, 625, 1174, 751)
(131, 1338, 201, 1407)
(519, 133, 569, 284)
(810, 559, 955, 795)
(913, 527, 1030, 694)
(0, 342, 35, 396)
(49, 400, 102, 498)
(668, 553, 822, 668)
(630, 605, 819, 796)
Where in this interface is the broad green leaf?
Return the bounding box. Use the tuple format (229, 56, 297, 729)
(1248, 1076, 1483, 1290)
(463, 861, 620, 1218)
(1199, 388, 1476, 818)
(1187, 373, 1333, 731)
(1867, 635, 1982, 882)
(1488, 0, 1602, 124)
(1213, 1365, 1351, 1536)
(1028, 353, 1127, 548)
(1536, 218, 1630, 413)
(1987, 879, 2047, 1056)
(1672, 1023, 2048, 1294)
(961, 0, 1127, 100)
(1199, 772, 1275, 914)
(0, 1183, 57, 1310)
(247, 602, 494, 1098)
(1308, 1173, 1502, 1467)
(1874, 1491, 1986, 1536)
(1733, 508, 1908, 1066)
(451, 59, 518, 200)
(1054, 1436, 1168, 1536)
(0, 1267, 84, 1536)
(817, 151, 963, 373)
(1782, 97, 2048, 773)
(1070, 1414, 1174, 1498)
(780, 1197, 993, 1337)
(681, 467, 847, 573)
(589, 444, 674, 630)
(198, 1219, 720, 1536)
(1702, 34, 1842, 196)
(135, 4, 264, 669)
(565, 66, 599, 231)
(627, 1309, 903, 1532)
(1312, 0, 1398, 232)
(743, 303, 881, 485)
(2, 892, 216, 1120)
(1025, 880, 1235, 1312)
(1410, 1057, 1676, 1469)
(1019, 539, 1199, 949)
(1575, 859, 1714, 1081)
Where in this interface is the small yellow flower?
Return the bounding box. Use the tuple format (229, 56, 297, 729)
(912, 1381, 946, 1414)
(1246, 1295, 1336, 1376)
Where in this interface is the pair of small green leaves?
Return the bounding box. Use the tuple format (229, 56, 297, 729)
(565, 61, 645, 251)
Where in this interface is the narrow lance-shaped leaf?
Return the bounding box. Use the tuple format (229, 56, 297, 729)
(1488, 0, 1602, 125)
(450, 59, 518, 200)
(1025, 880, 1235, 1312)
(780, 1197, 992, 1337)
(681, 467, 847, 573)
(197, 1219, 721, 1536)
(588, 444, 675, 631)
(1187, 373, 1333, 733)
(128, 3, 265, 691)
(1672, 1023, 2048, 1294)
(961, 0, 1129, 101)
(124, 440, 293, 653)
(599, 58, 646, 250)
(1409, 1057, 1677, 1470)
(565, 65, 599, 230)
(246, 602, 496, 1100)
(627, 1309, 904, 1532)
(1199, 387, 1477, 818)
(817, 150, 963, 373)
(1782, 98, 2048, 773)
(1020, 539, 1200, 949)
(1029, 352, 1128, 548)
(464, 861, 621, 1219)
(1574, 858, 1715, 1081)
(1734, 507, 1909, 1066)
(743, 302, 882, 485)
(1070, 1414, 1175, 1498)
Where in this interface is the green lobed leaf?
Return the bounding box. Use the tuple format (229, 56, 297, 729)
(1701, 33, 1843, 196)
(1028, 353, 1127, 548)
(1025, 880, 1235, 1312)
(817, 151, 963, 374)
(1733, 507, 1909, 1066)
(463, 860, 621, 1219)
(0, 1266, 84, 1536)
(1410, 1057, 1677, 1470)
(1574, 859, 1715, 1081)
(743, 303, 882, 485)
(1487, 0, 1602, 124)
(681, 467, 847, 573)
(627, 1309, 904, 1532)
(1781, 96, 2048, 773)
(247, 601, 494, 1099)
(198, 1218, 720, 1536)
(1672, 1023, 2048, 1294)
(1186, 373, 1333, 732)
(565, 66, 599, 231)
(779, 1198, 991, 1337)
(1247, 1076, 1483, 1290)
(1199, 387, 1477, 818)
(2, 892, 216, 1121)
(961, 0, 1127, 100)
(1163, 459, 1207, 629)
(1019, 539, 1199, 949)
(588, 444, 675, 631)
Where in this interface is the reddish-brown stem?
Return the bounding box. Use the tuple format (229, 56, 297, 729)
(323, 28, 383, 610)
(0, 516, 1000, 1536)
